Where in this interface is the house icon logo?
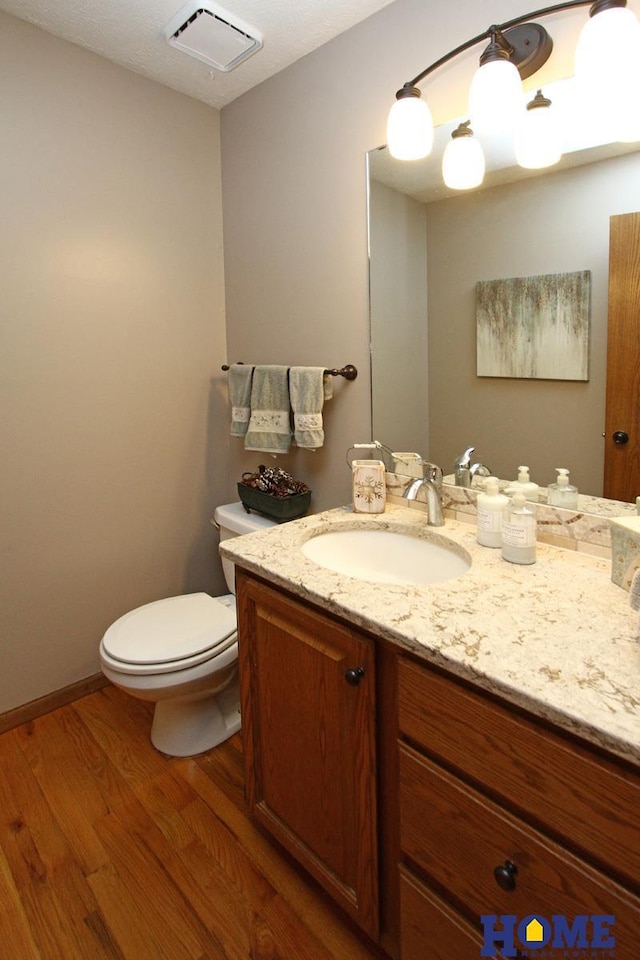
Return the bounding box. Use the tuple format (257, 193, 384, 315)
(480, 913, 616, 957)
(524, 917, 544, 944)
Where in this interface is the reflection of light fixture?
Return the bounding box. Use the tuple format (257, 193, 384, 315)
(515, 90, 563, 168)
(442, 121, 486, 189)
(387, 0, 640, 183)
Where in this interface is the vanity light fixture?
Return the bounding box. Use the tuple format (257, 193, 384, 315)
(514, 89, 563, 168)
(387, 0, 640, 185)
(467, 27, 526, 137)
(442, 121, 486, 189)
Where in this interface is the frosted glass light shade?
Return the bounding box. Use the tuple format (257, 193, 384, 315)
(618, 114, 640, 142)
(386, 95, 434, 160)
(575, 6, 640, 84)
(575, 5, 640, 139)
(442, 134, 485, 189)
(468, 58, 523, 136)
(515, 99, 562, 169)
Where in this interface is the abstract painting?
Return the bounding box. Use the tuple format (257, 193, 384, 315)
(476, 270, 591, 380)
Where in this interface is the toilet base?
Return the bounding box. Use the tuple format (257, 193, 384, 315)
(150, 675, 241, 757)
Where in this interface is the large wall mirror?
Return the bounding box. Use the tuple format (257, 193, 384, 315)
(367, 77, 640, 509)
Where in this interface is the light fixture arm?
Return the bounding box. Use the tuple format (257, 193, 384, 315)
(400, 0, 613, 92)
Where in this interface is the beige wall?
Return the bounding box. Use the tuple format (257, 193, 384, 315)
(0, 13, 228, 712)
(220, 0, 589, 510)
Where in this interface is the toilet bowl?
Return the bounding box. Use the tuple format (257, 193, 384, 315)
(99, 502, 276, 757)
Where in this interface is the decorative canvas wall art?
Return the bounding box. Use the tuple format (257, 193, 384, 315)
(476, 270, 591, 380)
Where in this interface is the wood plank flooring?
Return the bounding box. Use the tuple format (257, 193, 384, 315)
(0, 684, 381, 960)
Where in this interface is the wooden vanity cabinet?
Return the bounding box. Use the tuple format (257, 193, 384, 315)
(397, 655, 640, 960)
(236, 570, 640, 960)
(235, 570, 380, 940)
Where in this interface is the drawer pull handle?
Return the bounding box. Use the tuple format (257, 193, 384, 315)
(345, 667, 365, 686)
(494, 859, 518, 891)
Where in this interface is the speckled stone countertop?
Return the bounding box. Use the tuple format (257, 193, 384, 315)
(220, 504, 640, 766)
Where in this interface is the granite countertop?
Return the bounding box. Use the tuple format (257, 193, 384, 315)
(220, 503, 640, 766)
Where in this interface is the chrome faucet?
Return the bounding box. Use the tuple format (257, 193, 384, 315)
(402, 461, 444, 526)
(454, 446, 491, 487)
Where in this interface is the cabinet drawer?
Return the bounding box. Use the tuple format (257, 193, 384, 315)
(399, 866, 492, 960)
(398, 657, 640, 886)
(400, 744, 640, 959)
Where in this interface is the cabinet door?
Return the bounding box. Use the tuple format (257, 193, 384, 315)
(237, 571, 379, 939)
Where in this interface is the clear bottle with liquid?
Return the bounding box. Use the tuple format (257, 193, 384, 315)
(501, 494, 537, 565)
(547, 468, 579, 509)
(476, 476, 509, 548)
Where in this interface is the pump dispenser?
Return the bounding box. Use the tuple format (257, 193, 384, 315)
(548, 468, 579, 509)
(476, 476, 509, 548)
(502, 494, 537, 565)
(505, 465, 539, 502)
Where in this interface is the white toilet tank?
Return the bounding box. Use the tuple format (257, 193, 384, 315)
(214, 502, 277, 593)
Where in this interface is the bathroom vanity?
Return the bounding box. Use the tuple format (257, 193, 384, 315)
(222, 505, 640, 959)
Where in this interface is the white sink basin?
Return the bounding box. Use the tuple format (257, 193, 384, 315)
(300, 527, 471, 585)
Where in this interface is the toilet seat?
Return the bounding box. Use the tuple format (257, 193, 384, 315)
(101, 593, 237, 676)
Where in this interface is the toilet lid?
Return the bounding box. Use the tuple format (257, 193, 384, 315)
(102, 593, 237, 666)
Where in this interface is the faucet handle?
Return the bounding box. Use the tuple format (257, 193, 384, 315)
(420, 461, 443, 486)
(454, 446, 475, 468)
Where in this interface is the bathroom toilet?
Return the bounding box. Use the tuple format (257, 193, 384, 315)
(99, 502, 276, 757)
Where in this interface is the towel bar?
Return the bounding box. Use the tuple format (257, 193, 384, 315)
(221, 363, 357, 380)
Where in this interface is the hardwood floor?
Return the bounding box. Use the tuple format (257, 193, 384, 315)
(0, 684, 381, 960)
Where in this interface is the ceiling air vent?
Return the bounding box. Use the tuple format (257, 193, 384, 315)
(164, 1, 263, 72)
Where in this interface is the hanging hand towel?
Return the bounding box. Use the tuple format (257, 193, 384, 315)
(289, 366, 333, 450)
(228, 364, 254, 437)
(244, 365, 292, 454)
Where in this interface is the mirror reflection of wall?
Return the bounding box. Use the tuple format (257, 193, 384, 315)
(368, 145, 640, 498)
(368, 159, 429, 457)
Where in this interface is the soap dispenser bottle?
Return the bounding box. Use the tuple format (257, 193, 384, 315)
(476, 476, 509, 548)
(548, 468, 579, 509)
(506, 465, 539, 502)
(502, 494, 537, 565)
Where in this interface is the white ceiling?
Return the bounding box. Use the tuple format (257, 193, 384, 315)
(0, 0, 397, 109)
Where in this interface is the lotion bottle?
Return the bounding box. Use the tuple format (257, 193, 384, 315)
(502, 494, 537, 565)
(476, 476, 509, 548)
(548, 468, 579, 509)
(505, 465, 539, 502)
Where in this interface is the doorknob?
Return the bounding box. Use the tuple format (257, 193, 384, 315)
(613, 431, 629, 445)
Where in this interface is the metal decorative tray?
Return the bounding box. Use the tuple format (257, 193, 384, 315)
(237, 483, 311, 522)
